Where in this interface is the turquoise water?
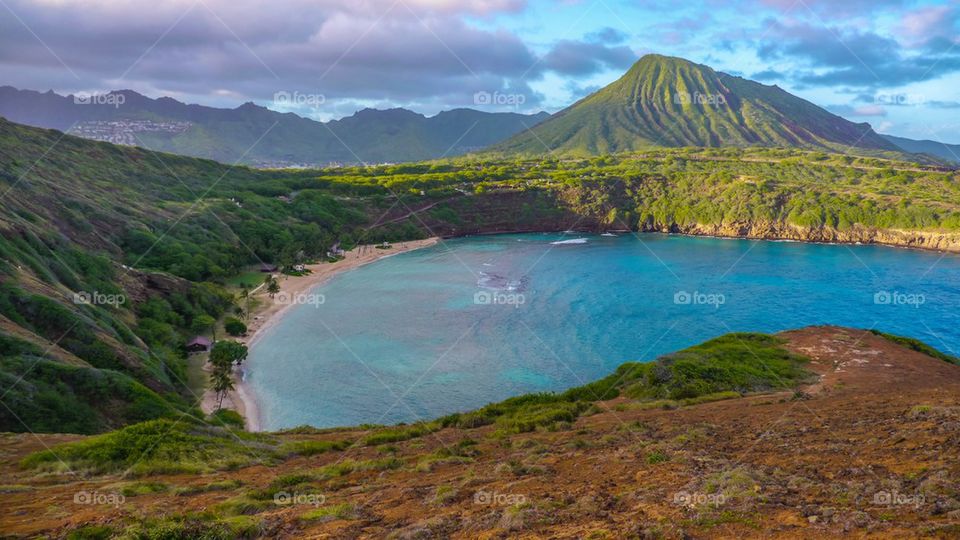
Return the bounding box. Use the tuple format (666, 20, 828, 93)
(247, 233, 960, 430)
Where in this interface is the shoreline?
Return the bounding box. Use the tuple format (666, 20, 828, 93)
(202, 237, 440, 432)
(205, 228, 959, 432)
(457, 227, 960, 254)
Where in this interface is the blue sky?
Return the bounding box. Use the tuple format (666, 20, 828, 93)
(1, 0, 958, 142)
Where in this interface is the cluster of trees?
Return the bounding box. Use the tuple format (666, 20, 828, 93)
(208, 341, 248, 409)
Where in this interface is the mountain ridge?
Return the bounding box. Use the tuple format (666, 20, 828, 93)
(0, 86, 550, 166)
(883, 133, 960, 164)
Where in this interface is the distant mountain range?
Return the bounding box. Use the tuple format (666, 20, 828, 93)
(2, 55, 956, 166)
(881, 134, 960, 164)
(0, 86, 549, 166)
(494, 55, 906, 157)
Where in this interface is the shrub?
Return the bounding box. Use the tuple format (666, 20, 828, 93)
(224, 317, 247, 337)
(21, 419, 276, 475)
(300, 503, 355, 522)
(280, 439, 351, 456)
(870, 330, 959, 365)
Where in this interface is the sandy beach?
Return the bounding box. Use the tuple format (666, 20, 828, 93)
(200, 237, 440, 431)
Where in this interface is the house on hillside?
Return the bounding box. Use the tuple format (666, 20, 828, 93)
(185, 336, 212, 353)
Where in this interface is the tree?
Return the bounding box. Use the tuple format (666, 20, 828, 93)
(211, 368, 235, 409)
(239, 284, 251, 320)
(208, 340, 248, 410)
(267, 279, 281, 298)
(191, 314, 216, 341)
(224, 317, 247, 337)
(210, 340, 248, 369)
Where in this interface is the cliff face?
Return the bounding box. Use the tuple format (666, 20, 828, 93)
(645, 221, 960, 253)
(425, 189, 960, 253)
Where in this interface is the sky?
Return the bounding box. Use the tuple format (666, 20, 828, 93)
(1, 0, 958, 143)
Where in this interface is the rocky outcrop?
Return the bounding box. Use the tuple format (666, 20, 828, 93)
(644, 221, 960, 253)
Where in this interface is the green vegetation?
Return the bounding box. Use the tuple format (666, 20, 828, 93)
(314, 457, 403, 479)
(299, 503, 355, 522)
(438, 333, 812, 434)
(175, 479, 243, 496)
(21, 418, 277, 475)
(117, 481, 169, 497)
(208, 341, 248, 408)
(0, 356, 180, 433)
(619, 333, 812, 400)
(280, 439, 352, 456)
(224, 317, 247, 336)
(869, 330, 960, 365)
(102, 513, 262, 540)
(208, 409, 246, 429)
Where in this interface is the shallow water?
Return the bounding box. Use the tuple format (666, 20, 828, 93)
(247, 233, 960, 430)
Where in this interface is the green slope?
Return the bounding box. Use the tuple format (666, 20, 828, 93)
(0, 118, 399, 433)
(493, 54, 900, 156)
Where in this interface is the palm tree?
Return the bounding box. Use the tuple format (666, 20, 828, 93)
(239, 283, 251, 320)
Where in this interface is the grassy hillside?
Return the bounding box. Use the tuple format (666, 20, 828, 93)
(493, 55, 904, 157)
(0, 119, 424, 433)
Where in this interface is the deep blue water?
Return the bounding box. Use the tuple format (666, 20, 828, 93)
(247, 233, 960, 430)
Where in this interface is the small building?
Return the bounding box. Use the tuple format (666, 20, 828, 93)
(293, 264, 305, 272)
(185, 336, 212, 353)
(327, 242, 346, 258)
(260, 263, 278, 273)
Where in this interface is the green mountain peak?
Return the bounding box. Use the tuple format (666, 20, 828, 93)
(493, 54, 899, 156)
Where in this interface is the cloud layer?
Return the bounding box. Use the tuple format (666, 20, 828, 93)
(0, 0, 638, 114)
